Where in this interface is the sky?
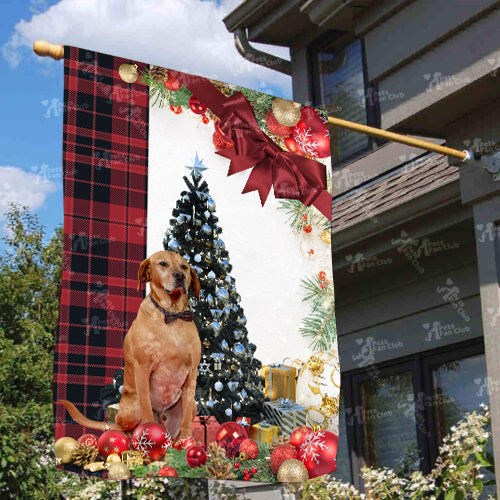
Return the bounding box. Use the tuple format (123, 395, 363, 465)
(0, 0, 291, 248)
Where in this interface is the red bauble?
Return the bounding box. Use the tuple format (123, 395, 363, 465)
(172, 435, 200, 450)
(291, 107, 330, 158)
(158, 465, 178, 477)
(265, 109, 292, 138)
(132, 422, 172, 461)
(189, 95, 207, 115)
(164, 73, 181, 91)
(78, 433, 98, 448)
(270, 444, 299, 474)
(318, 271, 327, 281)
(97, 430, 130, 459)
(299, 430, 338, 478)
(186, 445, 207, 468)
(212, 121, 234, 151)
(202, 115, 210, 124)
(283, 136, 304, 156)
(215, 422, 247, 458)
(170, 105, 182, 114)
(303, 224, 312, 233)
(289, 426, 313, 451)
(239, 438, 259, 460)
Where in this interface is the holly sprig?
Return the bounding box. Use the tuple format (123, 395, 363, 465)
(140, 69, 192, 109)
(278, 199, 330, 232)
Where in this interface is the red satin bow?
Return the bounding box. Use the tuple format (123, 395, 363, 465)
(169, 72, 332, 220)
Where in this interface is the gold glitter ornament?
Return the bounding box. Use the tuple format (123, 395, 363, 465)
(320, 229, 331, 245)
(106, 453, 122, 466)
(108, 462, 131, 480)
(119, 63, 138, 84)
(55, 437, 78, 464)
(320, 394, 339, 418)
(272, 98, 301, 127)
(277, 458, 309, 482)
(84, 461, 105, 472)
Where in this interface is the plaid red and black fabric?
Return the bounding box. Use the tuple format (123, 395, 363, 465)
(54, 47, 149, 444)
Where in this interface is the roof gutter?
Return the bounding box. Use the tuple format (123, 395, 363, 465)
(234, 28, 291, 75)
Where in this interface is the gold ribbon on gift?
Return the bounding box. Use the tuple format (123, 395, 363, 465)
(282, 357, 305, 377)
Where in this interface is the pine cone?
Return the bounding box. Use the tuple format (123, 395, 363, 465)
(209, 79, 232, 97)
(206, 459, 236, 480)
(207, 442, 226, 460)
(150, 66, 168, 83)
(270, 435, 290, 452)
(72, 444, 99, 467)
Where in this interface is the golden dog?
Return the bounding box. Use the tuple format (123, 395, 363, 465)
(61, 251, 201, 438)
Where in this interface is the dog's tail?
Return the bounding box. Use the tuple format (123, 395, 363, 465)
(60, 400, 127, 432)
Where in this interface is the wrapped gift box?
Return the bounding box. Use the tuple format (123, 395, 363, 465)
(250, 420, 278, 444)
(263, 364, 296, 400)
(107, 403, 119, 424)
(263, 398, 307, 435)
(236, 417, 252, 437)
(192, 416, 219, 446)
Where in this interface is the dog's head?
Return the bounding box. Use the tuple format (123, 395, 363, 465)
(137, 251, 200, 302)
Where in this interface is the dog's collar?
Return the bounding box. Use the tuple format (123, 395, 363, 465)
(150, 295, 194, 324)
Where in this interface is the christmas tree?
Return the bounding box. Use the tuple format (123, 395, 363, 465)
(163, 153, 265, 423)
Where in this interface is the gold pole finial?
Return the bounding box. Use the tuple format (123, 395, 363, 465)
(33, 40, 64, 60)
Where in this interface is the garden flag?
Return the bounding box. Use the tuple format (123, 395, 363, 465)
(54, 46, 339, 482)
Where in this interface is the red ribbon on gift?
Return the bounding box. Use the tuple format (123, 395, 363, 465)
(169, 71, 332, 221)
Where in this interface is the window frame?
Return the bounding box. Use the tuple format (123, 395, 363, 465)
(308, 31, 383, 168)
(338, 337, 486, 491)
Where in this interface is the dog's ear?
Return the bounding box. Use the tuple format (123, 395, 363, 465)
(189, 266, 201, 300)
(137, 258, 151, 293)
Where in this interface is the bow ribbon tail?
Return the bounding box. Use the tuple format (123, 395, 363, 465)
(241, 161, 273, 207)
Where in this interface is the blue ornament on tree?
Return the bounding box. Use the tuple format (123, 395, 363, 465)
(194, 254, 202, 263)
(183, 254, 190, 262)
(216, 288, 229, 301)
(207, 198, 216, 211)
(225, 408, 233, 417)
(185, 233, 192, 242)
(168, 239, 181, 251)
(208, 271, 216, 280)
(214, 381, 223, 392)
(202, 224, 212, 235)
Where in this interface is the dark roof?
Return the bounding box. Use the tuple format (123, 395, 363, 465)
(331, 154, 460, 233)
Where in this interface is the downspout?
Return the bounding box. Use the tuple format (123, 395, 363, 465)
(234, 28, 291, 75)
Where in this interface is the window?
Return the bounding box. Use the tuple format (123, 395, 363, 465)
(310, 34, 380, 164)
(334, 340, 489, 490)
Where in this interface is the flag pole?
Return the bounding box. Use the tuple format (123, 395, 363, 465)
(32, 39, 472, 162)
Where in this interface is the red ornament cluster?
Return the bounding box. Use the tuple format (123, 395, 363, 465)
(299, 430, 338, 479)
(215, 421, 247, 458)
(270, 444, 299, 474)
(132, 422, 172, 461)
(239, 438, 259, 460)
(186, 445, 207, 468)
(164, 73, 181, 91)
(158, 465, 178, 477)
(97, 430, 130, 459)
(77, 433, 98, 448)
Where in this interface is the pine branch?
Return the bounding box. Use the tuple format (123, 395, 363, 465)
(278, 199, 330, 232)
(140, 68, 192, 109)
(299, 304, 336, 351)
